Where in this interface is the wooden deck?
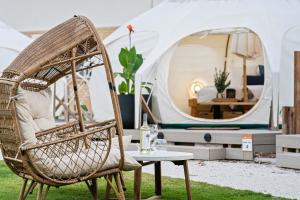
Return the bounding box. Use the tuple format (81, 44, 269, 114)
(124, 128, 281, 161)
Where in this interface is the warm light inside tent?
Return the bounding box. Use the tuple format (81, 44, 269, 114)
(189, 79, 206, 98)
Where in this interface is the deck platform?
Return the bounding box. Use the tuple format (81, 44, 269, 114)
(124, 128, 281, 161)
(276, 135, 300, 169)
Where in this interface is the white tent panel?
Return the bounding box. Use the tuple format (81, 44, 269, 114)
(0, 20, 32, 71)
(0, 49, 19, 70)
(280, 26, 300, 107)
(0, 21, 31, 50)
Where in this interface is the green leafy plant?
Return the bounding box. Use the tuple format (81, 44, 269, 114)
(114, 24, 152, 95)
(114, 46, 143, 94)
(214, 68, 231, 98)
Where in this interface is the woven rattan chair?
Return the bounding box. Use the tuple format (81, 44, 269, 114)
(0, 16, 126, 200)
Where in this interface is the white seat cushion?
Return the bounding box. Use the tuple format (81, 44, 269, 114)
(34, 141, 140, 179)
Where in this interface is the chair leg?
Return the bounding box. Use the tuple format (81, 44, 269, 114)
(119, 172, 126, 191)
(105, 175, 113, 200)
(18, 178, 28, 200)
(91, 179, 98, 200)
(24, 180, 37, 199)
(85, 179, 98, 200)
(29, 182, 38, 194)
(114, 173, 125, 200)
(42, 185, 50, 200)
(36, 184, 44, 200)
(22, 180, 38, 200)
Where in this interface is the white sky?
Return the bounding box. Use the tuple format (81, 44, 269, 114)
(0, 0, 162, 31)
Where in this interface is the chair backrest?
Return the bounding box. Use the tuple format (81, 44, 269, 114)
(0, 79, 24, 175)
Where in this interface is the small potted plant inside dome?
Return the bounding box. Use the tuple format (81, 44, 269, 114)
(114, 25, 151, 129)
(213, 67, 231, 99)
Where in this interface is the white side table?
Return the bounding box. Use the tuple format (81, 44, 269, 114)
(127, 150, 194, 200)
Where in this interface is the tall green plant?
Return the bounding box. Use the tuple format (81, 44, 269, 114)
(114, 24, 145, 95)
(114, 47, 143, 94)
(214, 68, 231, 97)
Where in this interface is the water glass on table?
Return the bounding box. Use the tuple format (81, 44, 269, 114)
(150, 124, 159, 150)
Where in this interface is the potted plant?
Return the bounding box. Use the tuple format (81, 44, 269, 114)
(114, 24, 147, 129)
(214, 68, 230, 98)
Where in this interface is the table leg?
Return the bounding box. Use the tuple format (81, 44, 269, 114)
(213, 105, 221, 119)
(134, 166, 142, 200)
(154, 161, 162, 196)
(183, 160, 192, 200)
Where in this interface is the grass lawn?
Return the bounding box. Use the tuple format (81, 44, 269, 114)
(0, 161, 288, 200)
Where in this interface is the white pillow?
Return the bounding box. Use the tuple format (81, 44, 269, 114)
(15, 93, 39, 144)
(15, 87, 56, 145)
(197, 86, 217, 102)
(22, 88, 52, 119)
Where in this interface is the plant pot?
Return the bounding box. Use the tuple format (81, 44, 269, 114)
(118, 94, 153, 129)
(118, 94, 135, 129)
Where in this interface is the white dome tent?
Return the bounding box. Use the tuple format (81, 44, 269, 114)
(90, 0, 300, 129)
(0, 20, 32, 71)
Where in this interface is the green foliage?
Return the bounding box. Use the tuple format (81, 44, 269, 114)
(80, 103, 88, 112)
(114, 47, 143, 95)
(0, 161, 288, 200)
(214, 68, 231, 95)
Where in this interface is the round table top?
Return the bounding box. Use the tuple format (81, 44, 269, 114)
(126, 150, 194, 162)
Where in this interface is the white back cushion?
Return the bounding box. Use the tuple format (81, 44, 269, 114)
(16, 87, 56, 144)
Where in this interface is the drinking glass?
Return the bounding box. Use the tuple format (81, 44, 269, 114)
(149, 124, 159, 151)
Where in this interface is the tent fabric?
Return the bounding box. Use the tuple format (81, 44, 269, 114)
(0, 20, 32, 71)
(90, 0, 300, 129)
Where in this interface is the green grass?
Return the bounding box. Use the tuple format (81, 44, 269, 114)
(0, 161, 289, 200)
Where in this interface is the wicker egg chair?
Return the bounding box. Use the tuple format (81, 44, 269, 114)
(0, 16, 126, 200)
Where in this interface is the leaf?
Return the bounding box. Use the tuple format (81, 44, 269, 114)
(127, 47, 138, 73)
(80, 104, 89, 112)
(118, 81, 128, 94)
(113, 72, 126, 80)
(113, 72, 120, 78)
(130, 84, 135, 94)
(133, 53, 143, 73)
(118, 48, 130, 68)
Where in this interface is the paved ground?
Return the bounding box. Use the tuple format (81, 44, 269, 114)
(142, 159, 300, 199)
